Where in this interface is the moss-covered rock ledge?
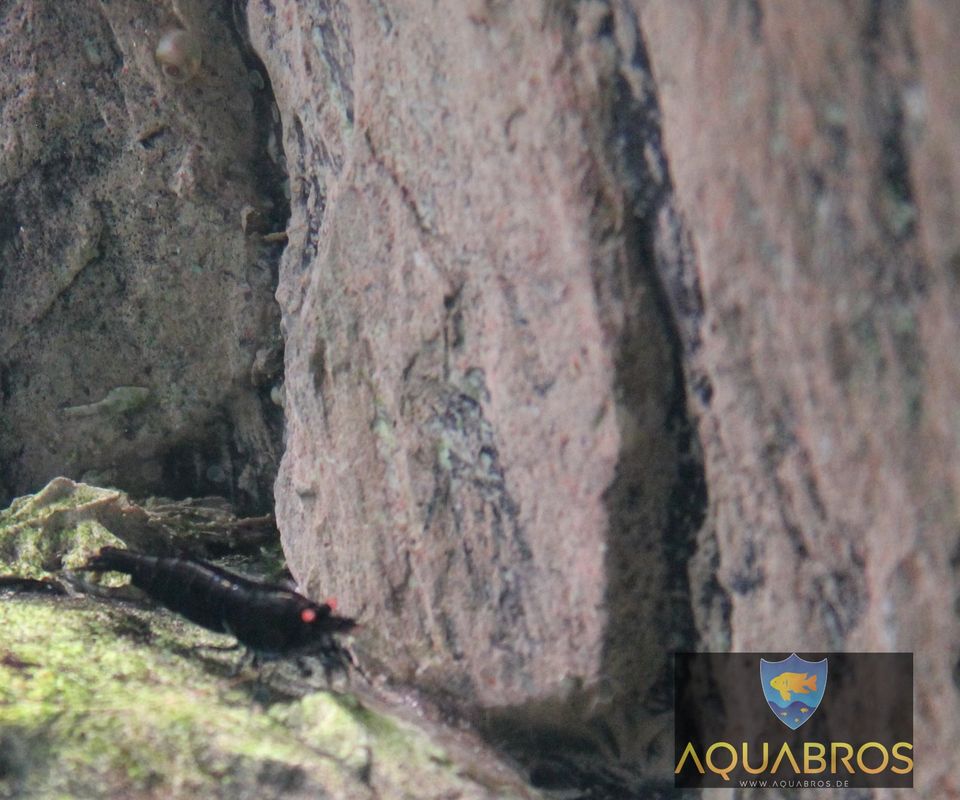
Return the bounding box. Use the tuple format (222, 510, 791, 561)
(0, 479, 538, 799)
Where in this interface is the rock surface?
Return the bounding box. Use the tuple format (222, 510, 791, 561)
(0, 481, 540, 800)
(249, 4, 694, 779)
(636, 2, 960, 794)
(252, 0, 959, 792)
(4, 0, 960, 795)
(0, 0, 286, 513)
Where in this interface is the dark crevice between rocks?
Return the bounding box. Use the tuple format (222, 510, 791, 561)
(610, 11, 721, 669)
(475, 12, 709, 798)
(590, 27, 708, 790)
(234, 17, 289, 518)
(144, 2, 291, 519)
(158, 421, 239, 509)
(230, 0, 291, 247)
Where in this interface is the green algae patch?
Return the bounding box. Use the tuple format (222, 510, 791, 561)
(0, 596, 525, 799)
(0, 478, 127, 580)
(0, 478, 278, 585)
(0, 482, 536, 799)
(61, 386, 151, 419)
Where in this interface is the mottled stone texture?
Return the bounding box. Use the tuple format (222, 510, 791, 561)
(0, 0, 285, 513)
(253, 0, 960, 790)
(7, 0, 960, 793)
(249, 1, 692, 775)
(636, 2, 960, 795)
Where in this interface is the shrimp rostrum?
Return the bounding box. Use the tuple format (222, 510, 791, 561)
(82, 547, 356, 677)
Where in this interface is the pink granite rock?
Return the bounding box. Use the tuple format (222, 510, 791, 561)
(638, 2, 960, 794)
(253, 2, 960, 791)
(8, 0, 957, 792)
(249, 5, 689, 765)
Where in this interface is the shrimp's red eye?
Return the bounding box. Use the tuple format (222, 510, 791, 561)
(300, 608, 317, 623)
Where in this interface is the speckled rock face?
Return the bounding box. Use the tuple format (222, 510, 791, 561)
(635, 2, 960, 795)
(12, 0, 957, 793)
(252, 0, 960, 793)
(0, 0, 286, 512)
(248, 1, 691, 770)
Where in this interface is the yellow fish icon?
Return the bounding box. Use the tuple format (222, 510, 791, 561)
(801, 707, 809, 713)
(769, 672, 817, 703)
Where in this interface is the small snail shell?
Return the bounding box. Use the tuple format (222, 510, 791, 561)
(155, 29, 201, 84)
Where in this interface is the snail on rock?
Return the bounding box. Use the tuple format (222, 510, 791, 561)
(155, 29, 201, 84)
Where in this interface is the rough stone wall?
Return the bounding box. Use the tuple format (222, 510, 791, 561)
(249, 2, 692, 774)
(0, 0, 285, 513)
(6, 0, 959, 794)
(634, 2, 960, 794)
(253, 0, 960, 791)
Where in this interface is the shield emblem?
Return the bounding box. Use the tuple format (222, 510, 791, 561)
(760, 653, 828, 730)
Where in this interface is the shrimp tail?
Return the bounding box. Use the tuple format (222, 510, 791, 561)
(82, 546, 144, 574)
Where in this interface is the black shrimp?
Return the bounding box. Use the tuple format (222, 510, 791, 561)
(81, 547, 356, 675)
